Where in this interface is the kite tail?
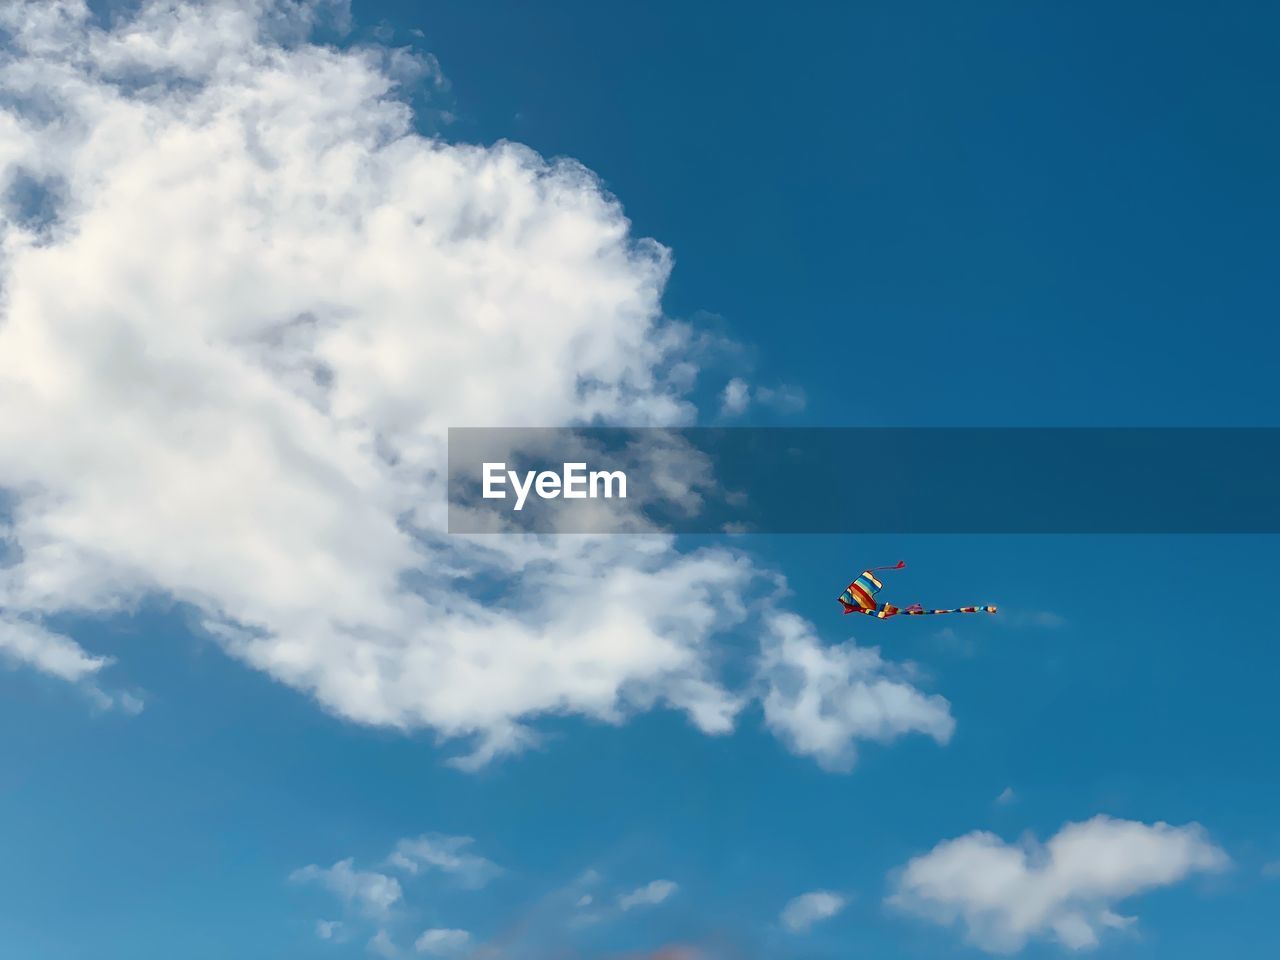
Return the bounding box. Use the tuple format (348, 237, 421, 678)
(847, 604, 998, 619)
(902, 605, 998, 617)
(867, 561, 907, 573)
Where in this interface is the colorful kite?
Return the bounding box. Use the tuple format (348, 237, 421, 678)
(838, 561, 997, 619)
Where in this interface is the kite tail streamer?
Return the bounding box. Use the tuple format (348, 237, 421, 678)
(867, 561, 907, 573)
(899, 605, 998, 617)
(846, 604, 998, 619)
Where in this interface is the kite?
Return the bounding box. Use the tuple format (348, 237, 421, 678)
(838, 561, 997, 619)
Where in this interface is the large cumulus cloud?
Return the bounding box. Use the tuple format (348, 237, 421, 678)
(0, 0, 950, 768)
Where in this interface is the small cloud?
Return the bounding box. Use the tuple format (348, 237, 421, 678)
(1028, 611, 1065, 627)
(888, 815, 1228, 953)
(414, 928, 470, 955)
(0, 616, 108, 683)
(290, 860, 402, 919)
(718, 380, 806, 418)
(116, 691, 146, 714)
(445, 726, 539, 772)
(618, 879, 678, 911)
(0, 617, 139, 715)
(756, 612, 955, 773)
(995, 787, 1016, 806)
(565, 869, 604, 925)
(1000, 610, 1066, 629)
(386, 834, 501, 888)
(86, 686, 146, 715)
(1262, 861, 1280, 878)
(369, 930, 399, 958)
(316, 919, 343, 940)
(781, 890, 847, 933)
(720, 378, 750, 417)
(932, 626, 975, 657)
(755, 384, 806, 414)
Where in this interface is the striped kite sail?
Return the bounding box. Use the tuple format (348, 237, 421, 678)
(838, 561, 996, 619)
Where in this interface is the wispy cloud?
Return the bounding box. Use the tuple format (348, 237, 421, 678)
(0, 616, 107, 683)
(755, 384, 807, 414)
(781, 890, 847, 932)
(292, 833, 502, 954)
(290, 860, 402, 919)
(931, 625, 976, 657)
(414, 928, 471, 955)
(998, 610, 1067, 629)
(618, 879, 679, 911)
(369, 929, 400, 958)
(0, 615, 141, 712)
(717, 379, 806, 419)
(387, 834, 501, 888)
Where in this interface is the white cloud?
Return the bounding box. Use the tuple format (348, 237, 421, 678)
(414, 928, 470, 955)
(756, 613, 955, 772)
(618, 879, 678, 911)
(780, 890, 846, 932)
(755, 384, 806, 414)
(0, 614, 108, 682)
(996, 787, 1016, 806)
(888, 816, 1229, 953)
(0, 0, 946, 772)
(295, 833, 494, 928)
(316, 919, 343, 940)
(717, 379, 804, 418)
(720, 378, 750, 416)
(0, 0, 738, 761)
(0, 613, 140, 709)
(387, 834, 500, 888)
(291, 859, 402, 919)
(369, 930, 399, 958)
(1263, 861, 1280, 878)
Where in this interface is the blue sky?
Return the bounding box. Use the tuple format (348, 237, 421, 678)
(1, 2, 1278, 958)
